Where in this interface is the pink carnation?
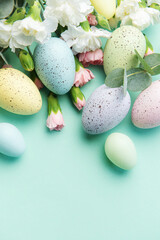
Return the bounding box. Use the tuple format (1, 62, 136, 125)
(2, 64, 13, 68)
(74, 97, 86, 111)
(78, 49, 103, 67)
(87, 13, 98, 26)
(74, 66, 95, 87)
(46, 110, 64, 131)
(144, 48, 154, 57)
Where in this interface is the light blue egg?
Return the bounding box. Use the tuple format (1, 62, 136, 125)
(0, 123, 26, 158)
(34, 38, 75, 95)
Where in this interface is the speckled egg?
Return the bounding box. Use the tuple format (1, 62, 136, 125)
(0, 68, 42, 115)
(82, 84, 131, 134)
(0, 123, 26, 158)
(132, 80, 160, 129)
(34, 37, 75, 95)
(104, 26, 146, 75)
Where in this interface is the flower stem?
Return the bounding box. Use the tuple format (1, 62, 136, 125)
(38, 0, 45, 10)
(27, 46, 33, 59)
(0, 51, 9, 65)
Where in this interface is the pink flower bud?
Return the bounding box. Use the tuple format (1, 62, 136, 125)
(74, 97, 86, 111)
(78, 49, 103, 67)
(74, 66, 95, 87)
(144, 48, 154, 57)
(87, 13, 98, 26)
(46, 110, 64, 131)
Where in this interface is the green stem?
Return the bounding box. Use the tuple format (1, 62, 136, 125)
(27, 46, 33, 59)
(38, 0, 45, 10)
(0, 51, 9, 65)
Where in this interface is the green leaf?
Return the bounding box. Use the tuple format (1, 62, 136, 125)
(135, 49, 154, 75)
(17, 0, 26, 7)
(0, 0, 14, 19)
(105, 68, 124, 88)
(143, 53, 160, 76)
(144, 35, 153, 52)
(123, 68, 127, 96)
(27, 0, 35, 7)
(127, 68, 152, 91)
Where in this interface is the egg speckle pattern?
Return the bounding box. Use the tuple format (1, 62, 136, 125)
(34, 38, 75, 95)
(0, 123, 26, 158)
(82, 84, 131, 134)
(104, 26, 146, 75)
(105, 133, 137, 170)
(132, 80, 160, 129)
(0, 68, 42, 115)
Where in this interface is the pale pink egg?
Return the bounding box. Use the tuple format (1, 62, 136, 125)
(132, 80, 160, 129)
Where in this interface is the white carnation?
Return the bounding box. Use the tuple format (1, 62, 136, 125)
(44, 0, 94, 27)
(121, 7, 160, 30)
(9, 16, 57, 52)
(0, 20, 12, 48)
(61, 25, 111, 55)
(116, 0, 140, 19)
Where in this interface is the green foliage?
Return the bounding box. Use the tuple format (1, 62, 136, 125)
(96, 12, 111, 31)
(0, 0, 14, 19)
(105, 68, 152, 92)
(135, 49, 154, 75)
(27, 0, 35, 7)
(143, 53, 160, 76)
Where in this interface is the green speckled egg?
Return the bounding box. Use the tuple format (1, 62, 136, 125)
(0, 68, 42, 115)
(104, 26, 146, 75)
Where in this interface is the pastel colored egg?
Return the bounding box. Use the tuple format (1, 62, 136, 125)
(82, 84, 131, 134)
(34, 38, 75, 95)
(0, 123, 26, 158)
(0, 68, 42, 115)
(104, 26, 146, 75)
(90, 0, 116, 19)
(105, 133, 137, 170)
(132, 80, 160, 129)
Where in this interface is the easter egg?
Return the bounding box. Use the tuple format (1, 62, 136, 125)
(105, 133, 137, 170)
(90, 0, 116, 19)
(82, 84, 131, 134)
(34, 38, 75, 95)
(132, 80, 160, 129)
(0, 123, 26, 158)
(104, 26, 146, 75)
(0, 68, 42, 115)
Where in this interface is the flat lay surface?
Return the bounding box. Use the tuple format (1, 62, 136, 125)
(0, 23, 160, 240)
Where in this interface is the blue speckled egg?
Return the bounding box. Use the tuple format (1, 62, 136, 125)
(34, 38, 75, 95)
(0, 123, 26, 158)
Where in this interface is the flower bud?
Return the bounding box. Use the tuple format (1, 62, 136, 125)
(19, 50, 34, 72)
(26, 1, 42, 22)
(70, 86, 86, 111)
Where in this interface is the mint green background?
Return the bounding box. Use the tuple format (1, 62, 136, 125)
(0, 24, 160, 240)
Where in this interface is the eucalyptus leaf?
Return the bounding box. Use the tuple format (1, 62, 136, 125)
(135, 49, 154, 75)
(123, 68, 127, 96)
(0, 0, 14, 19)
(127, 68, 152, 91)
(143, 53, 160, 75)
(105, 68, 124, 88)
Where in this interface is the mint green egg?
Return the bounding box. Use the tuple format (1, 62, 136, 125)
(104, 26, 146, 75)
(105, 133, 137, 170)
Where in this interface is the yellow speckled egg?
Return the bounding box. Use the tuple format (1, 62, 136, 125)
(90, 0, 116, 19)
(0, 68, 42, 115)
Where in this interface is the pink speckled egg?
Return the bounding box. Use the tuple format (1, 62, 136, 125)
(132, 80, 160, 129)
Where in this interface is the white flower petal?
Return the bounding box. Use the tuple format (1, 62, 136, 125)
(0, 20, 12, 48)
(147, 0, 160, 5)
(62, 25, 111, 55)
